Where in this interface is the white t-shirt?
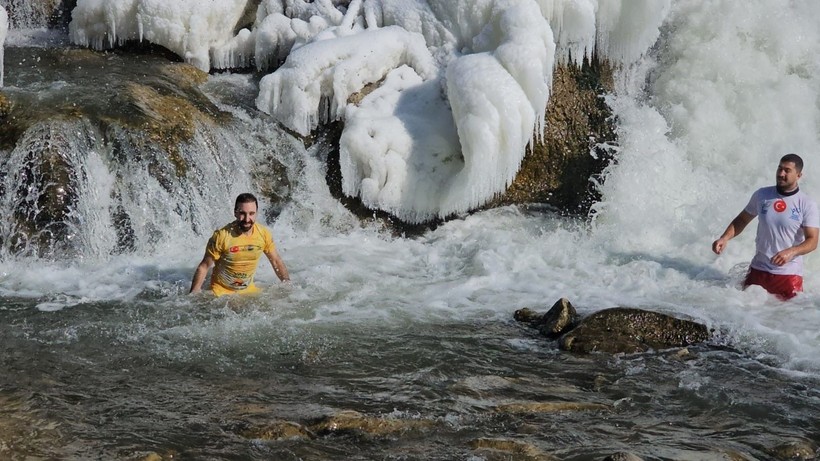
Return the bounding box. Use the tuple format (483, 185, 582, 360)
(744, 186, 820, 275)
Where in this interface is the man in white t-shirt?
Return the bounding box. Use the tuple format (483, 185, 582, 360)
(712, 154, 819, 299)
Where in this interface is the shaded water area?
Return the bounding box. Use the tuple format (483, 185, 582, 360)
(1, 293, 819, 460)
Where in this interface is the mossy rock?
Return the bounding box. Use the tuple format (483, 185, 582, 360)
(559, 307, 711, 354)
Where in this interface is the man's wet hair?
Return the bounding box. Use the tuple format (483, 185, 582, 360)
(235, 193, 258, 211)
(780, 153, 804, 172)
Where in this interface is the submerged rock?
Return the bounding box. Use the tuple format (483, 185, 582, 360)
(495, 401, 609, 414)
(240, 420, 314, 441)
(309, 410, 435, 437)
(603, 453, 644, 461)
(469, 437, 558, 461)
(766, 439, 818, 461)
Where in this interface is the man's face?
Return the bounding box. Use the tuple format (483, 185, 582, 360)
(234, 201, 257, 232)
(776, 161, 802, 191)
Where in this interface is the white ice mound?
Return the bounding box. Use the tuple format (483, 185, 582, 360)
(253, 0, 353, 71)
(0, 5, 7, 87)
(69, 0, 252, 71)
(256, 25, 437, 137)
(333, 0, 553, 222)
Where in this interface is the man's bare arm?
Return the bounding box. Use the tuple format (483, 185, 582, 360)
(713, 210, 755, 255)
(771, 226, 819, 266)
(265, 249, 290, 282)
(190, 253, 215, 293)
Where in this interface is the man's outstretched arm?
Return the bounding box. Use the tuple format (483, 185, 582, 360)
(712, 210, 755, 255)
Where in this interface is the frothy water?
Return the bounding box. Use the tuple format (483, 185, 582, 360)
(2, 1, 820, 459)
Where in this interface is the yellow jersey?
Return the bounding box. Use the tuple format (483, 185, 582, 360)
(206, 222, 275, 297)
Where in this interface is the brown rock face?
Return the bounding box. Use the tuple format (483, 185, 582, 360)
(559, 307, 711, 354)
(488, 57, 616, 215)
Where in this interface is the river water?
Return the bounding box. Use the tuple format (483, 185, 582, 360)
(2, 1, 820, 460)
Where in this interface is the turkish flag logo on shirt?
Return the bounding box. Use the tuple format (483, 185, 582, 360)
(773, 199, 787, 213)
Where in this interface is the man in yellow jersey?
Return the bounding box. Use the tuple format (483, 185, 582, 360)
(190, 193, 290, 296)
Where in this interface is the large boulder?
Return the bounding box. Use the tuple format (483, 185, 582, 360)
(515, 299, 712, 354)
(559, 307, 711, 354)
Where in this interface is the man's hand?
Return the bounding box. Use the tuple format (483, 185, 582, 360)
(712, 238, 728, 255)
(771, 248, 798, 266)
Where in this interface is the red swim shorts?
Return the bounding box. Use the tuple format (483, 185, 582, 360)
(743, 268, 803, 300)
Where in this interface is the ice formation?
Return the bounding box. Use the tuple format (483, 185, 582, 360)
(0, 5, 7, 87)
(69, 0, 253, 71)
(68, 0, 671, 222)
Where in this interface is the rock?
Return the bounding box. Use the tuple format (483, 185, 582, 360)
(132, 452, 180, 461)
(239, 420, 314, 441)
(603, 452, 644, 461)
(559, 307, 710, 354)
(469, 438, 558, 461)
(538, 297, 578, 338)
(766, 439, 818, 460)
(309, 410, 435, 437)
(718, 450, 753, 461)
(0, 92, 11, 117)
(514, 307, 543, 323)
(514, 298, 577, 338)
(487, 58, 616, 215)
(494, 401, 610, 414)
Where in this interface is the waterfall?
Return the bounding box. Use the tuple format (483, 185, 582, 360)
(0, 0, 68, 30)
(0, 107, 307, 259)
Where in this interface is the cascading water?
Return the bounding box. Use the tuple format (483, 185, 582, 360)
(1, 1, 819, 460)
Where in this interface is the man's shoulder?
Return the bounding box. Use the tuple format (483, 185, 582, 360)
(214, 222, 236, 236)
(253, 223, 273, 239)
(796, 189, 818, 203)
